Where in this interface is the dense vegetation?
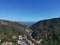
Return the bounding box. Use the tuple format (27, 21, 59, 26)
(0, 18, 60, 45)
(0, 20, 31, 45)
(30, 18, 60, 45)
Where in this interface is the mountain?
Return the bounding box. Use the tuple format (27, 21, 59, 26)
(0, 20, 35, 45)
(1, 17, 60, 45)
(30, 17, 60, 45)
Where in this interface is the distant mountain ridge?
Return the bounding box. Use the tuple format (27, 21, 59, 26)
(23, 22, 34, 25)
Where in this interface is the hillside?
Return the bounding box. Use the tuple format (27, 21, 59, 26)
(1, 18, 60, 45)
(0, 20, 34, 45)
(30, 17, 60, 45)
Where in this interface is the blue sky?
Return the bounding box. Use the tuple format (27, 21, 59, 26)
(0, 0, 60, 22)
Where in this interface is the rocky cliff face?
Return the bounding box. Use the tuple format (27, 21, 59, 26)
(30, 18, 60, 45)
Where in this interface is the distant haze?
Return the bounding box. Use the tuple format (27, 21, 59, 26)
(23, 22, 35, 25)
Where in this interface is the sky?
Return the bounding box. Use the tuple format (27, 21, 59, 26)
(0, 0, 60, 22)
